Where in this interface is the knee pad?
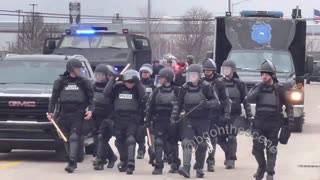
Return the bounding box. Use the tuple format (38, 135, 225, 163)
(154, 137, 164, 147)
(182, 139, 194, 149)
(197, 142, 208, 151)
(69, 133, 80, 142)
(126, 135, 136, 146)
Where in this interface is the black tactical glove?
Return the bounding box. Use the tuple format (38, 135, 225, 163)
(144, 120, 151, 128)
(170, 117, 176, 125)
(279, 125, 291, 145)
(132, 76, 140, 84)
(224, 113, 231, 123)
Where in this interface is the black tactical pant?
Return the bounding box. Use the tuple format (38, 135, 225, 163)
(114, 118, 138, 168)
(136, 125, 146, 155)
(58, 112, 84, 163)
(95, 115, 116, 163)
(181, 118, 210, 170)
(153, 117, 181, 169)
(216, 115, 241, 161)
(252, 116, 281, 176)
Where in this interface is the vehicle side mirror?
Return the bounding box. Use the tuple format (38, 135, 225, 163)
(48, 40, 56, 49)
(306, 55, 314, 74)
(43, 40, 57, 54)
(134, 40, 143, 50)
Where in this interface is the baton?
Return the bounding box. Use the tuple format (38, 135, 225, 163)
(176, 100, 206, 123)
(115, 63, 131, 81)
(146, 127, 152, 146)
(46, 113, 68, 142)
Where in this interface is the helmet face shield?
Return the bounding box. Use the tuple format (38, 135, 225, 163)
(94, 72, 107, 83)
(186, 72, 200, 83)
(222, 66, 233, 77)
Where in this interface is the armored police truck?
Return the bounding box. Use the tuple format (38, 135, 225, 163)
(306, 52, 320, 84)
(43, 27, 152, 71)
(213, 10, 314, 132)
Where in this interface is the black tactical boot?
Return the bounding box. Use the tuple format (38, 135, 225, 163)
(107, 155, 118, 168)
(253, 166, 266, 180)
(65, 161, 77, 173)
(117, 162, 127, 172)
(196, 169, 205, 178)
(137, 149, 145, 159)
(266, 174, 274, 180)
(207, 163, 215, 172)
(226, 160, 235, 169)
(93, 159, 107, 170)
(178, 166, 191, 178)
(169, 164, 179, 173)
(152, 167, 163, 175)
(126, 165, 135, 175)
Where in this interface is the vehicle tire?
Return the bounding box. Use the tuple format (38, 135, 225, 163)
(292, 116, 304, 133)
(0, 147, 12, 153)
(306, 77, 310, 84)
(85, 143, 95, 155)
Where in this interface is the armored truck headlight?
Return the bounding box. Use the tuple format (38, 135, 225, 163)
(291, 91, 302, 101)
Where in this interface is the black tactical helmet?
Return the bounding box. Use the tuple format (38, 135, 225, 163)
(260, 59, 276, 74)
(222, 60, 236, 72)
(66, 58, 82, 72)
(159, 67, 175, 82)
(139, 63, 153, 74)
(95, 64, 109, 74)
(186, 55, 194, 64)
(122, 69, 140, 81)
(187, 64, 203, 73)
(202, 58, 217, 71)
(95, 64, 117, 76)
(106, 65, 117, 75)
(260, 59, 278, 82)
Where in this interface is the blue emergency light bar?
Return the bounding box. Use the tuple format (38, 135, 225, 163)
(75, 29, 96, 35)
(240, 10, 284, 18)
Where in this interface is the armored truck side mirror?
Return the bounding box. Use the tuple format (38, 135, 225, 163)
(306, 55, 314, 74)
(134, 40, 143, 50)
(43, 39, 58, 54)
(48, 40, 57, 49)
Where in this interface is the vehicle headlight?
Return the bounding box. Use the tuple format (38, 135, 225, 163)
(290, 91, 302, 101)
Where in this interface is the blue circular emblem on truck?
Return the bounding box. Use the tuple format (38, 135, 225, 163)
(251, 24, 272, 44)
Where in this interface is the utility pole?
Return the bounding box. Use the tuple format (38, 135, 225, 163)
(29, 3, 38, 48)
(228, 0, 232, 14)
(17, 10, 22, 48)
(146, 0, 151, 39)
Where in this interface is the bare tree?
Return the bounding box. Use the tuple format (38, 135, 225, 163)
(10, 13, 59, 54)
(175, 7, 214, 63)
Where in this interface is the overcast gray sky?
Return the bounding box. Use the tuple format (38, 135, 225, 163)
(0, 0, 320, 21)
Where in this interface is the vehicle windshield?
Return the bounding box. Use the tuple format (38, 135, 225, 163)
(0, 60, 89, 84)
(59, 35, 128, 49)
(228, 50, 294, 73)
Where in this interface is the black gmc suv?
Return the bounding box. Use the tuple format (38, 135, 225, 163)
(0, 54, 94, 160)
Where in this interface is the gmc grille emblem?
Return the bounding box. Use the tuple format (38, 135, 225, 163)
(8, 101, 36, 107)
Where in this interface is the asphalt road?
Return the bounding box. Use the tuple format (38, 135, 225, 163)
(1, 84, 320, 180)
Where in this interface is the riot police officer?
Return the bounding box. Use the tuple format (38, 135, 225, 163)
(172, 64, 220, 178)
(202, 58, 231, 172)
(92, 64, 118, 170)
(103, 69, 147, 175)
(145, 67, 181, 175)
(220, 60, 253, 169)
(136, 63, 155, 159)
(47, 58, 94, 173)
(247, 60, 293, 180)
